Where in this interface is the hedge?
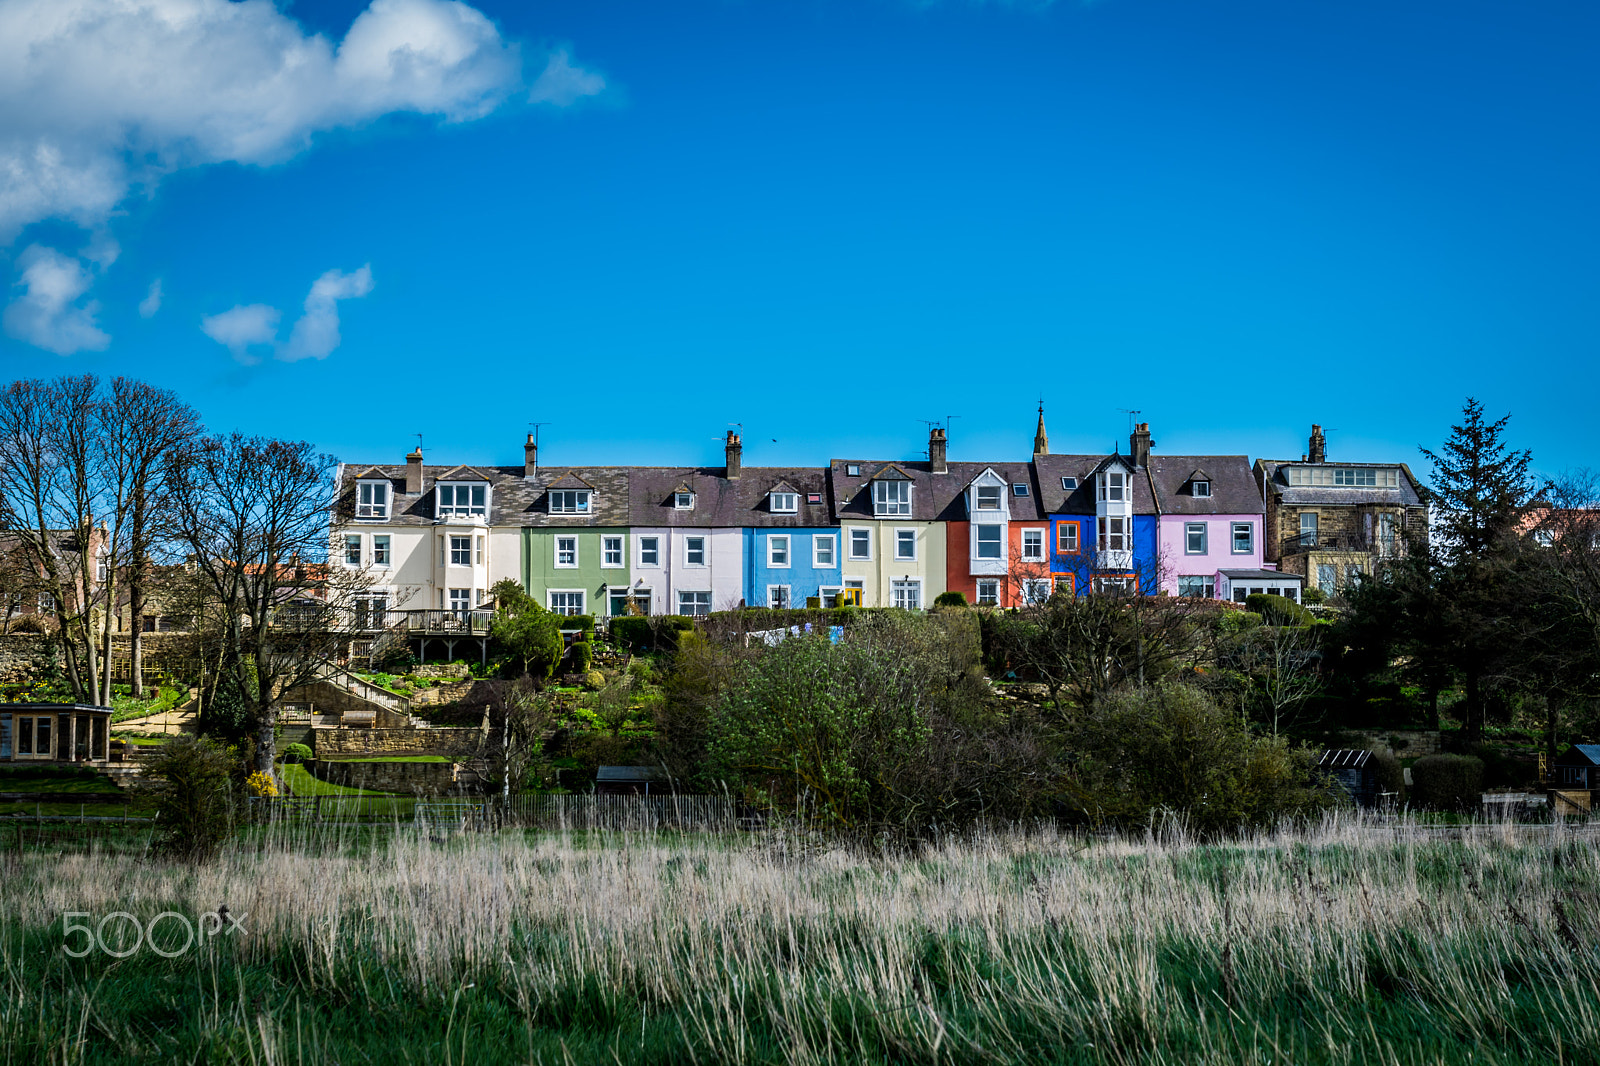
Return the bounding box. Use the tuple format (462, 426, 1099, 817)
(608, 616, 695, 654)
(1410, 754, 1484, 812)
(568, 640, 594, 673)
(933, 591, 968, 608)
(1245, 593, 1315, 627)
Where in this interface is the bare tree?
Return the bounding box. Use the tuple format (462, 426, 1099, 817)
(0, 376, 105, 700)
(93, 378, 202, 701)
(164, 433, 366, 773)
(487, 678, 561, 804)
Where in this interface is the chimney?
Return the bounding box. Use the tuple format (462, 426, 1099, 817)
(406, 447, 424, 495)
(928, 426, 948, 474)
(1032, 403, 1049, 458)
(1309, 424, 1326, 464)
(725, 430, 742, 480)
(523, 433, 538, 478)
(1129, 422, 1152, 468)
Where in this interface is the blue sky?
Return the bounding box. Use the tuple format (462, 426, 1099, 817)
(1, 0, 1595, 480)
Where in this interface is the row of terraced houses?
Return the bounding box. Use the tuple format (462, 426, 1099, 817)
(331, 415, 1428, 621)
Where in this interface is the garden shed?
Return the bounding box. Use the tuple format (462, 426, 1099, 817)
(595, 766, 670, 796)
(1551, 744, 1600, 789)
(0, 703, 113, 764)
(1317, 749, 1379, 807)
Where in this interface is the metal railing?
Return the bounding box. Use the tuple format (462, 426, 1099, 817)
(1280, 532, 1403, 557)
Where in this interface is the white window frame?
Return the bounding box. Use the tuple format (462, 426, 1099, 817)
(356, 480, 389, 520)
(767, 585, 791, 609)
(873, 479, 912, 517)
(602, 536, 624, 568)
(1058, 522, 1079, 554)
(1021, 528, 1044, 561)
(848, 527, 871, 561)
(769, 492, 798, 513)
(1099, 471, 1126, 502)
(674, 492, 694, 510)
(449, 535, 472, 566)
(548, 590, 585, 616)
(1012, 483, 1030, 497)
(976, 579, 999, 606)
(448, 587, 473, 615)
(975, 524, 1003, 560)
(677, 590, 711, 617)
(555, 536, 578, 568)
(891, 579, 922, 610)
(685, 536, 707, 567)
(1022, 578, 1052, 605)
(894, 528, 917, 562)
(975, 485, 1002, 510)
(344, 534, 362, 566)
(638, 536, 660, 567)
(818, 585, 843, 608)
(1061, 477, 1078, 491)
(1192, 480, 1211, 498)
(768, 535, 790, 568)
(437, 482, 487, 519)
(476, 536, 485, 565)
(1177, 575, 1215, 598)
(1098, 517, 1128, 552)
(813, 534, 836, 568)
(1185, 522, 1207, 555)
(1232, 522, 1254, 555)
(549, 489, 591, 514)
(372, 535, 390, 567)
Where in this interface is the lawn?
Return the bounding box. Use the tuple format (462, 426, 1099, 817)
(1, 815, 1597, 1064)
(0, 769, 122, 794)
(278, 761, 393, 797)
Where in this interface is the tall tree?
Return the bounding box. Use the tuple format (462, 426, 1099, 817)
(1419, 398, 1534, 561)
(164, 433, 357, 773)
(93, 379, 202, 702)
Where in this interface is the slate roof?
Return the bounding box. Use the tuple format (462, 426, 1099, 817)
(1146, 455, 1263, 516)
(628, 467, 832, 528)
(1032, 454, 1153, 515)
(334, 463, 633, 527)
(1255, 459, 1427, 508)
(828, 460, 1047, 523)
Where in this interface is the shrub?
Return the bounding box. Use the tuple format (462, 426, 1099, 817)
(1301, 587, 1327, 606)
(1410, 754, 1485, 811)
(565, 614, 597, 639)
(934, 591, 969, 608)
(1369, 749, 1405, 802)
(627, 658, 656, 684)
(581, 670, 606, 690)
(280, 742, 313, 764)
(142, 735, 239, 862)
(491, 595, 563, 680)
(610, 616, 694, 654)
(1217, 610, 1263, 634)
(244, 771, 278, 797)
(570, 640, 594, 673)
(1245, 594, 1315, 627)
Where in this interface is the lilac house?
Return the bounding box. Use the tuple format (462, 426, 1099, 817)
(1135, 430, 1269, 599)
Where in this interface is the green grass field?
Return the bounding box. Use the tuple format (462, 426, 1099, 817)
(277, 762, 392, 797)
(0, 815, 1597, 1064)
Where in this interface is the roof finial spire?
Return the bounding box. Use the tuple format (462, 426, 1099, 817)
(1032, 399, 1049, 458)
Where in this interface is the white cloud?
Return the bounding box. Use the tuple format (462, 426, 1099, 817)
(138, 278, 162, 318)
(530, 49, 606, 107)
(279, 265, 374, 362)
(200, 303, 280, 364)
(0, 0, 545, 240)
(2, 244, 110, 354)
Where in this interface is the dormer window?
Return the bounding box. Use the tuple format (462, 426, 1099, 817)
(873, 480, 912, 516)
(437, 482, 486, 518)
(1099, 471, 1126, 502)
(770, 492, 798, 513)
(674, 492, 694, 510)
(356, 480, 389, 519)
(976, 485, 1002, 510)
(1061, 477, 1078, 491)
(550, 490, 591, 514)
(1192, 480, 1211, 498)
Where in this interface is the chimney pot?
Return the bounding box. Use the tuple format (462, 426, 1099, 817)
(725, 430, 743, 480)
(406, 447, 424, 495)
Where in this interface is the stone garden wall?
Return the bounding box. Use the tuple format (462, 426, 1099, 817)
(313, 726, 482, 757)
(309, 758, 461, 795)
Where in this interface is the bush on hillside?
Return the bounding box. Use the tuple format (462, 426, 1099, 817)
(610, 616, 695, 654)
(1410, 754, 1484, 812)
(281, 742, 313, 765)
(934, 591, 968, 608)
(1245, 594, 1316, 627)
(569, 640, 594, 674)
(143, 735, 239, 862)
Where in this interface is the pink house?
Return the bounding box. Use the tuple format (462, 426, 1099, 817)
(1144, 450, 1267, 599)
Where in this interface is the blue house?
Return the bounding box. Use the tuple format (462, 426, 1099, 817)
(739, 471, 841, 608)
(1035, 449, 1161, 596)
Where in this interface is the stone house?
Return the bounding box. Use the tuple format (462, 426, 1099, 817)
(1253, 425, 1429, 596)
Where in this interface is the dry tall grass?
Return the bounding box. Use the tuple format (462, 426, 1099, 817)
(2, 812, 1597, 1064)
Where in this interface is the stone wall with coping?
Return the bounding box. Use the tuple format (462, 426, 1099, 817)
(0, 636, 60, 686)
(309, 758, 462, 795)
(313, 726, 482, 757)
(1356, 730, 1442, 758)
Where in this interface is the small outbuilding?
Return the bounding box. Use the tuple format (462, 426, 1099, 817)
(0, 703, 113, 764)
(1551, 744, 1600, 789)
(1318, 749, 1379, 807)
(595, 765, 671, 796)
